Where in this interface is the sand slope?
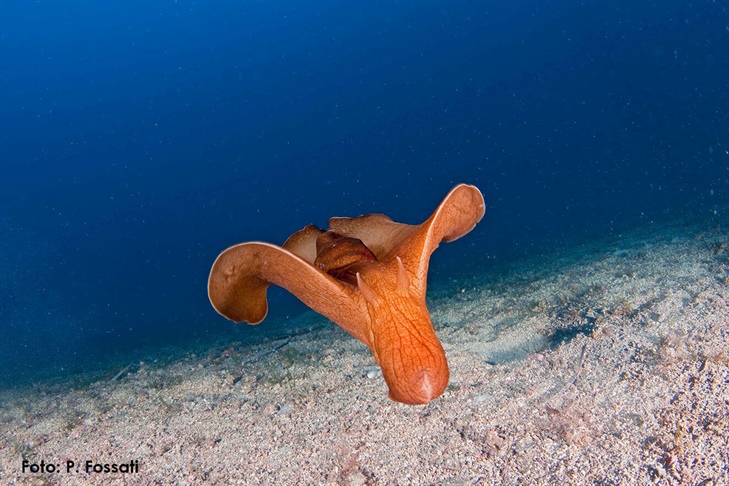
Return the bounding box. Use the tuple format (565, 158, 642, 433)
(1, 218, 727, 485)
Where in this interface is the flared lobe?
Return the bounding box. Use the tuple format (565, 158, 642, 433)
(328, 184, 485, 296)
(207, 242, 371, 345)
(281, 224, 322, 264)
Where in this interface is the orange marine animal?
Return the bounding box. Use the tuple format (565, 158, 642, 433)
(208, 184, 485, 405)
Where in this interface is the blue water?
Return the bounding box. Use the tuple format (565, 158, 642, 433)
(1, 1, 726, 385)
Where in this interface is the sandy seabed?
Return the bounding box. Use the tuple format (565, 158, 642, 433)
(1, 216, 727, 486)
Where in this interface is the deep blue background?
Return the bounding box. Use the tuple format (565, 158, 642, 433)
(1, 1, 727, 383)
